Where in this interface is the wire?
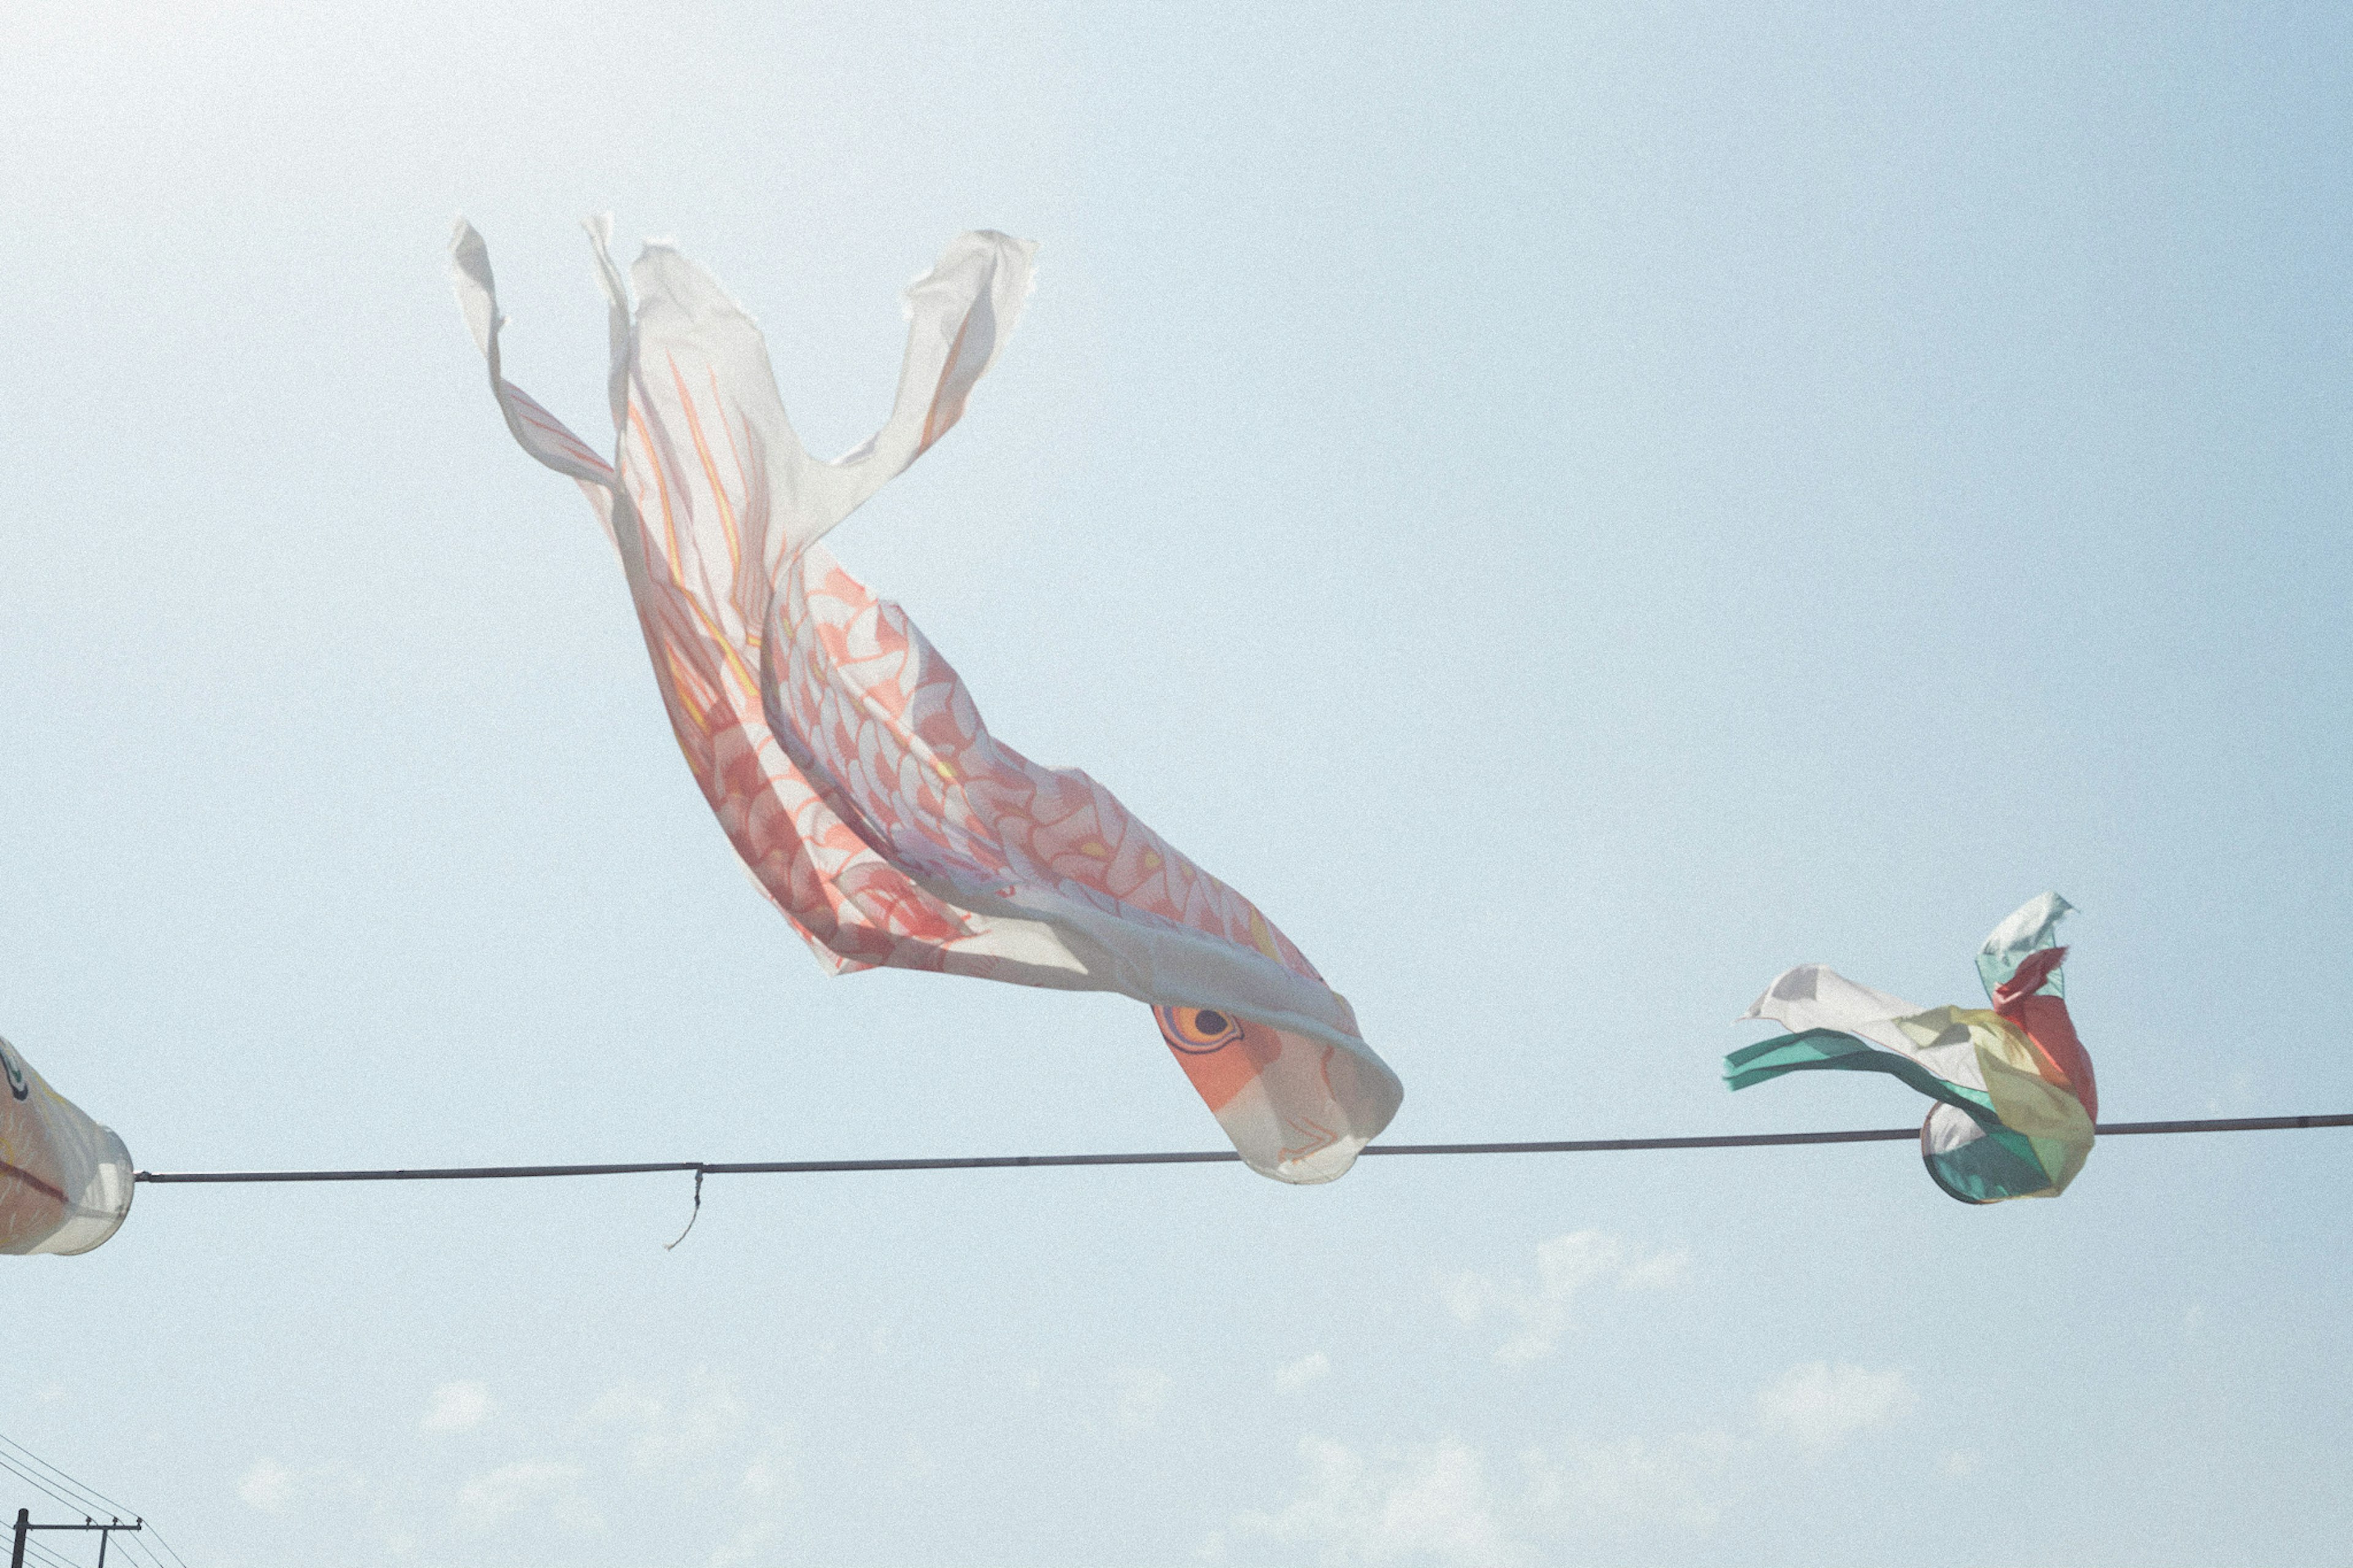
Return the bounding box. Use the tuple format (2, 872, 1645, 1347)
(0, 1435, 178, 1568)
(0, 1436, 119, 1519)
(0, 1437, 126, 1524)
(17, 1530, 75, 1566)
(0, 1452, 93, 1517)
(102, 1521, 176, 1568)
(128, 1112, 2353, 1184)
(99, 1526, 166, 1568)
(94, 1536, 150, 1568)
(131, 1525, 190, 1568)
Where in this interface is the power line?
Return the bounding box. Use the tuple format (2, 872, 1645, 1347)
(0, 1444, 120, 1528)
(0, 1456, 89, 1518)
(95, 1528, 166, 1568)
(0, 1441, 119, 1523)
(123, 1522, 180, 1568)
(105, 1513, 183, 1568)
(130, 1112, 2353, 1186)
(6, 1115, 2344, 1561)
(8, 1515, 140, 1568)
(129, 1527, 186, 1568)
(0, 1438, 175, 1568)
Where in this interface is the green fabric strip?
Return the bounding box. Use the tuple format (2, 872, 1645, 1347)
(1923, 1124, 2055, 1203)
(1975, 892, 2073, 1001)
(1724, 1029, 2001, 1128)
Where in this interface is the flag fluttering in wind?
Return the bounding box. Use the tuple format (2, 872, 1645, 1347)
(449, 219, 1403, 1182)
(1727, 894, 2096, 1203)
(0, 1035, 133, 1254)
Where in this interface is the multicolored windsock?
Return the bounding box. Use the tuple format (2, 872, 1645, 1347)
(1, 1034, 134, 1255)
(1727, 894, 2096, 1203)
(450, 219, 1402, 1182)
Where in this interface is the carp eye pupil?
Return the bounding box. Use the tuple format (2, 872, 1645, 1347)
(1194, 1010, 1229, 1034)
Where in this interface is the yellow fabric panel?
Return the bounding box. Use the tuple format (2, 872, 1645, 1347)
(2030, 1133, 2093, 1194)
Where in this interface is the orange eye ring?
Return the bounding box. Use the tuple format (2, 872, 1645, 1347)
(1154, 1006, 1246, 1055)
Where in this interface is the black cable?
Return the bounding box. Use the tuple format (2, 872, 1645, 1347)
(132, 1526, 189, 1568)
(0, 1436, 119, 1519)
(121, 1527, 184, 1568)
(18, 1526, 85, 1568)
(129, 1112, 2353, 1185)
(0, 1452, 94, 1517)
(0, 1468, 85, 1523)
(138, 1161, 700, 1184)
(0, 1436, 131, 1525)
(0, 1436, 176, 1568)
(104, 1526, 167, 1568)
(36, 1540, 96, 1568)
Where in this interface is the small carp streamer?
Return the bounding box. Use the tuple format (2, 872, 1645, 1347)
(450, 219, 1403, 1181)
(0, 1034, 134, 1254)
(1727, 894, 2096, 1202)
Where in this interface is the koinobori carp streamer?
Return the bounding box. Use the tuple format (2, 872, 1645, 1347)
(450, 219, 1401, 1181)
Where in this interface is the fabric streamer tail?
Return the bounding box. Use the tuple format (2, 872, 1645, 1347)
(1728, 894, 2094, 1203)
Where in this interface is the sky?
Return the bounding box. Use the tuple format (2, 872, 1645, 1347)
(3, 1, 2350, 1564)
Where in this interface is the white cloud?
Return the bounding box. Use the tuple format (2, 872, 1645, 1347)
(741, 1439, 798, 1504)
(709, 1431, 801, 1568)
(456, 1460, 601, 1533)
(589, 1370, 748, 1471)
(422, 1379, 494, 1433)
(710, 1517, 784, 1568)
(1241, 1431, 1735, 1563)
(1112, 1366, 1173, 1433)
(238, 1459, 295, 1515)
(1276, 1352, 1332, 1392)
(1754, 1363, 1916, 1449)
(1444, 1230, 1690, 1363)
(1238, 1436, 1523, 1568)
(1613, 1249, 1692, 1292)
(1236, 1360, 1918, 1558)
(1522, 1430, 1740, 1533)
(408, 1373, 794, 1562)
(1941, 1450, 1980, 1478)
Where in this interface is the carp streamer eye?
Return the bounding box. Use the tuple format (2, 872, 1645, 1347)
(1154, 1006, 1247, 1055)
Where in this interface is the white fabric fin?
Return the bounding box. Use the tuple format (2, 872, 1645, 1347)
(448, 220, 618, 490)
(0, 1034, 134, 1257)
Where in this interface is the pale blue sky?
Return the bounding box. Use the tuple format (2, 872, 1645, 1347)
(4, 2, 2349, 1564)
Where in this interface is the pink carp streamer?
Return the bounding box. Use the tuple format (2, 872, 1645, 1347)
(0, 1034, 132, 1255)
(451, 219, 1401, 1181)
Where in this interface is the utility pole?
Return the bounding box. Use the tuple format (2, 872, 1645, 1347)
(10, 1510, 142, 1568)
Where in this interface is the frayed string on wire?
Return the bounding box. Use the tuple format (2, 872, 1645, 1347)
(665, 1167, 705, 1251)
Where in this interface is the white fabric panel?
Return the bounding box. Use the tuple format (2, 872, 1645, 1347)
(0, 1034, 134, 1257)
(1741, 963, 1989, 1093)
